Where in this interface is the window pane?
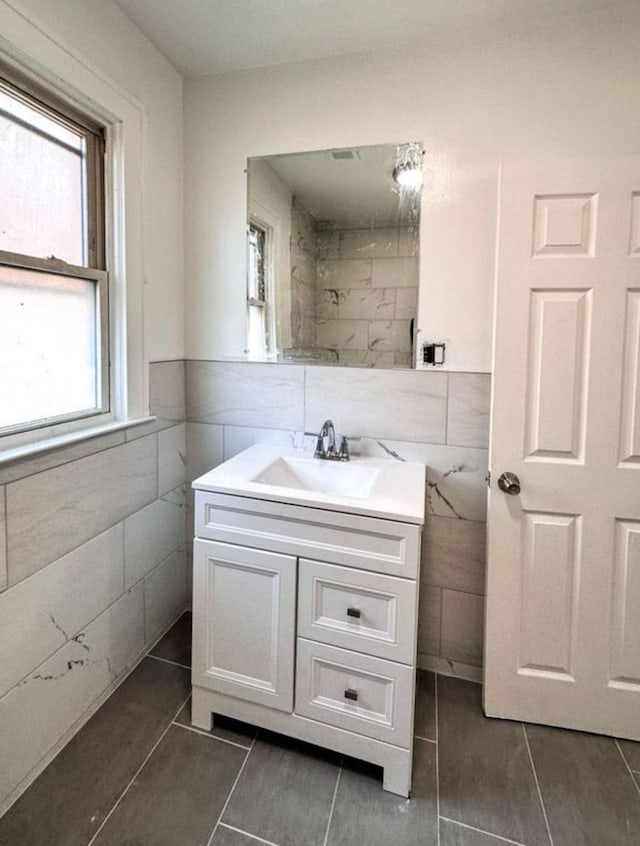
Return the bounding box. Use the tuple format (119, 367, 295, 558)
(248, 224, 266, 301)
(247, 304, 266, 357)
(0, 86, 86, 265)
(0, 265, 99, 430)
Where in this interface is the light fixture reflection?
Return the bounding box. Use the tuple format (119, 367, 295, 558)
(392, 142, 424, 189)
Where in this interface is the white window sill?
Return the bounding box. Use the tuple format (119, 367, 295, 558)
(0, 416, 156, 467)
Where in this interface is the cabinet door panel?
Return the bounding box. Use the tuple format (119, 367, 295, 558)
(193, 539, 296, 712)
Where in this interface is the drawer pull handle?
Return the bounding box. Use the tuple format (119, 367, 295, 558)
(347, 607, 361, 619)
(344, 688, 359, 702)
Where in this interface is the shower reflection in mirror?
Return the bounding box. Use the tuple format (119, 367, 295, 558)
(246, 141, 423, 368)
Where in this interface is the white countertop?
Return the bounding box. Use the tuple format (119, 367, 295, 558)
(192, 444, 426, 525)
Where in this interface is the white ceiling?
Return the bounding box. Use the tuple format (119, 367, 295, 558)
(259, 144, 417, 228)
(113, 0, 633, 77)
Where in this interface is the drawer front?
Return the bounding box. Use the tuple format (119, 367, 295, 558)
(195, 491, 421, 578)
(298, 560, 417, 664)
(295, 639, 414, 747)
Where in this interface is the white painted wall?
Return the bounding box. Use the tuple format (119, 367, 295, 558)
(6, 0, 185, 363)
(184, 4, 640, 371)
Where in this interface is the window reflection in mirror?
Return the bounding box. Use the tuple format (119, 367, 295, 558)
(246, 142, 422, 368)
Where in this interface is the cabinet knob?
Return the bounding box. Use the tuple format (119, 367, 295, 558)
(346, 607, 361, 619)
(344, 688, 358, 702)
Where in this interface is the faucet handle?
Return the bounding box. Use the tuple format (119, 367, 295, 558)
(338, 435, 363, 461)
(337, 436, 351, 460)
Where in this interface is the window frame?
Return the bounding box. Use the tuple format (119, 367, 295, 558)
(247, 209, 278, 360)
(0, 63, 111, 439)
(247, 219, 269, 356)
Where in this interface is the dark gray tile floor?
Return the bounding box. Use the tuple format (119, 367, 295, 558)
(1, 612, 639, 846)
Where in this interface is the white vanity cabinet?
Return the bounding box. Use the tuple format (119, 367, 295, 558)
(191, 484, 423, 797)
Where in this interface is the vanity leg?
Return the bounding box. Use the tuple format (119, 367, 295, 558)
(382, 749, 412, 798)
(191, 687, 214, 731)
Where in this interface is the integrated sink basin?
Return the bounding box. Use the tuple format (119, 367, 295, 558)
(192, 443, 426, 524)
(251, 455, 379, 497)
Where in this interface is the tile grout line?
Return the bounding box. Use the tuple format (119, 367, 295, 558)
(155, 431, 160, 500)
(141, 534, 147, 640)
(302, 364, 307, 433)
(218, 822, 281, 846)
(171, 720, 252, 751)
(614, 739, 640, 798)
(5, 513, 130, 594)
(0, 429, 139, 487)
(3, 486, 7, 581)
(121, 519, 126, 605)
(322, 759, 343, 846)
(146, 653, 191, 671)
(85, 691, 192, 846)
(414, 734, 437, 744)
(206, 734, 257, 846)
(221, 425, 227, 463)
(444, 372, 450, 445)
(2, 460, 175, 593)
(439, 816, 528, 846)
(3, 451, 184, 594)
(522, 724, 554, 846)
(435, 672, 440, 846)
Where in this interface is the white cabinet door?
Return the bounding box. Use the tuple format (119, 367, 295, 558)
(485, 157, 640, 739)
(193, 538, 296, 712)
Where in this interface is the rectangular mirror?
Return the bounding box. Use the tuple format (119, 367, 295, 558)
(247, 142, 423, 368)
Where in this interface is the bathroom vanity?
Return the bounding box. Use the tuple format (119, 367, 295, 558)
(191, 444, 425, 796)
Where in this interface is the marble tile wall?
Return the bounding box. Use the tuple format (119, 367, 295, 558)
(0, 356, 490, 813)
(185, 360, 491, 682)
(290, 199, 317, 350)
(315, 226, 418, 367)
(0, 360, 188, 816)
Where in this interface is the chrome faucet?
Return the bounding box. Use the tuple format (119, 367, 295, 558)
(311, 419, 351, 461)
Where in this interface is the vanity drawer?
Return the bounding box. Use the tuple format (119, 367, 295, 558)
(195, 492, 421, 578)
(298, 560, 416, 664)
(295, 639, 413, 746)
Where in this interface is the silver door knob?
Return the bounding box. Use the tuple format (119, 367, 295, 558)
(498, 472, 521, 495)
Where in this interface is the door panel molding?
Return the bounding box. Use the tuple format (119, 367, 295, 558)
(610, 519, 640, 688)
(518, 511, 581, 680)
(619, 289, 640, 465)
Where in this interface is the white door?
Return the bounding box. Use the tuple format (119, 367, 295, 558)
(192, 538, 296, 712)
(485, 158, 640, 740)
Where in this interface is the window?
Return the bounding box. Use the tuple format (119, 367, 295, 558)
(247, 220, 271, 357)
(0, 68, 107, 437)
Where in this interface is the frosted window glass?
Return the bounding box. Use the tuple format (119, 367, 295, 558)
(0, 88, 86, 265)
(247, 305, 266, 357)
(0, 266, 98, 429)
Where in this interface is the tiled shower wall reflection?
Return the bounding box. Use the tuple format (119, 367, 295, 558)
(0, 361, 189, 816)
(315, 226, 419, 368)
(185, 361, 490, 680)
